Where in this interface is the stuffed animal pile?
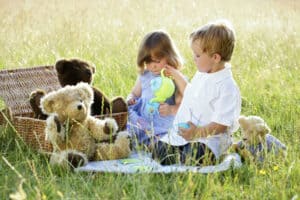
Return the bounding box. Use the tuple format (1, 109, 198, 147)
(40, 82, 131, 169)
(30, 58, 127, 129)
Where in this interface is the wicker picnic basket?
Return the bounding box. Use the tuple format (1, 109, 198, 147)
(0, 66, 127, 153)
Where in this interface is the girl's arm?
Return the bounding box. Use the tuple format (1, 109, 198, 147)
(179, 122, 228, 141)
(127, 78, 142, 105)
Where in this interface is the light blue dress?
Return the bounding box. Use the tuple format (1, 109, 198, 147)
(127, 70, 176, 146)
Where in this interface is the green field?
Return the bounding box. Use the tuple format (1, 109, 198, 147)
(0, 0, 299, 199)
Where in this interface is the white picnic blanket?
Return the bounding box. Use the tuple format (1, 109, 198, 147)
(75, 152, 242, 174)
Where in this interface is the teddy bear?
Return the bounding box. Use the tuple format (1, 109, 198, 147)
(40, 82, 131, 169)
(30, 58, 128, 129)
(232, 115, 287, 162)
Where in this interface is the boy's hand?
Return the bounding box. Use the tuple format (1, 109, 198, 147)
(179, 121, 197, 141)
(164, 65, 187, 96)
(159, 103, 174, 116)
(163, 65, 180, 79)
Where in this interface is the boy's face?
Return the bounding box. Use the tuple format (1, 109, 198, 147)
(191, 40, 216, 73)
(145, 56, 168, 75)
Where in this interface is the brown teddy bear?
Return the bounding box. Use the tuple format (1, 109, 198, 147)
(40, 82, 131, 169)
(30, 58, 127, 128)
(232, 115, 287, 162)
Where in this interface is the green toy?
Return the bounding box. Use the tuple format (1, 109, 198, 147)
(146, 69, 175, 115)
(120, 158, 143, 165)
(150, 69, 175, 102)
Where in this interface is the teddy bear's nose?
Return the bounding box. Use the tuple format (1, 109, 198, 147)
(77, 105, 82, 110)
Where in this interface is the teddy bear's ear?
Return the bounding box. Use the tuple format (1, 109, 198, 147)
(40, 93, 56, 114)
(55, 59, 70, 74)
(256, 123, 271, 136)
(238, 115, 248, 128)
(89, 64, 96, 74)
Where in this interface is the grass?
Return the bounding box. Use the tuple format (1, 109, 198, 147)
(0, 0, 299, 199)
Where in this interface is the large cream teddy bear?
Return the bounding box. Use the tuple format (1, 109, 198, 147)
(232, 115, 287, 162)
(40, 82, 131, 169)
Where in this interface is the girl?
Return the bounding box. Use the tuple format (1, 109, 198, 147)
(127, 30, 184, 149)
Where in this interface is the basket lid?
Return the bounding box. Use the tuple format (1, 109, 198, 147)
(0, 66, 61, 116)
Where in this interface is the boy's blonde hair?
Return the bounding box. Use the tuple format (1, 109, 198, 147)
(137, 30, 183, 73)
(190, 20, 235, 62)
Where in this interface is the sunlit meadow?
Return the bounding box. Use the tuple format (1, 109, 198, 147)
(0, 0, 299, 199)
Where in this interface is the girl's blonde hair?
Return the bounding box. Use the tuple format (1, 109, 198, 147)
(190, 20, 235, 62)
(137, 30, 183, 73)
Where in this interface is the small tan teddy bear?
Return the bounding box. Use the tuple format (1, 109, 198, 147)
(40, 82, 131, 169)
(232, 115, 287, 162)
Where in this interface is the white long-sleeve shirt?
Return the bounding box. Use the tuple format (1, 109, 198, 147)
(160, 64, 241, 159)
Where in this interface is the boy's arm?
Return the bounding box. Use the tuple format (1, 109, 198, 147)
(172, 89, 183, 114)
(179, 122, 228, 141)
(164, 65, 187, 96)
(159, 65, 186, 116)
(195, 122, 228, 137)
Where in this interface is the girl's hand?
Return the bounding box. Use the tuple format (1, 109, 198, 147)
(159, 103, 174, 116)
(178, 121, 197, 141)
(127, 98, 136, 106)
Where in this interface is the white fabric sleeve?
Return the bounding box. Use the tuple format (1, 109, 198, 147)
(211, 83, 241, 131)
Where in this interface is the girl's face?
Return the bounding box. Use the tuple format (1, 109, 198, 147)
(145, 56, 168, 75)
(191, 40, 216, 73)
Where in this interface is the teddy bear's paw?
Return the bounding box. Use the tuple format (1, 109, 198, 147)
(49, 150, 88, 170)
(117, 131, 130, 139)
(67, 151, 88, 169)
(29, 89, 48, 119)
(103, 118, 118, 135)
(115, 131, 131, 152)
